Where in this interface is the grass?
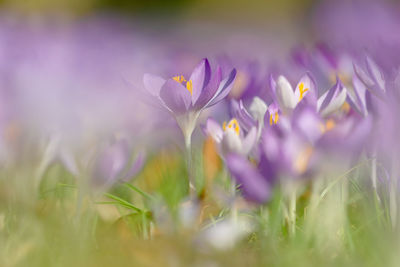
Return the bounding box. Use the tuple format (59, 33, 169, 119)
(0, 146, 397, 267)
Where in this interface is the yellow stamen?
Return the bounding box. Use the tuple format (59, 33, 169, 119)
(298, 82, 309, 101)
(186, 80, 193, 95)
(274, 112, 279, 124)
(222, 121, 227, 131)
(172, 75, 193, 95)
(223, 118, 240, 136)
(172, 75, 186, 83)
(294, 146, 313, 174)
(269, 112, 279, 125)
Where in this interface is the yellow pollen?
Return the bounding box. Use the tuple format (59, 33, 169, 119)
(298, 82, 309, 101)
(186, 80, 193, 95)
(172, 75, 192, 95)
(294, 146, 313, 174)
(269, 112, 279, 125)
(172, 75, 186, 83)
(341, 102, 351, 113)
(274, 112, 279, 124)
(223, 118, 240, 136)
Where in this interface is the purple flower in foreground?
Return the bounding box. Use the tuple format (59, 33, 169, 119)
(226, 154, 273, 204)
(143, 58, 236, 146)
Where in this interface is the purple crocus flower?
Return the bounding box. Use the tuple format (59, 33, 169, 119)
(143, 58, 236, 147)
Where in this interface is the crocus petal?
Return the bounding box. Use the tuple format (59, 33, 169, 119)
(123, 151, 145, 181)
(262, 128, 281, 162)
(231, 100, 256, 132)
(293, 106, 323, 144)
(226, 154, 271, 204)
(249, 96, 268, 122)
(143, 73, 165, 97)
(318, 78, 347, 117)
(221, 129, 242, 155)
(93, 140, 130, 186)
(242, 127, 257, 155)
(275, 75, 297, 111)
(321, 88, 347, 117)
(205, 69, 237, 108)
(203, 117, 223, 143)
(194, 66, 223, 109)
(190, 58, 211, 105)
(347, 75, 368, 116)
(366, 56, 385, 91)
(353, 63, 375, 88)
(268, 74, 278, 103)
(294, 73, 317, 107)
(159, 79, 192, 114)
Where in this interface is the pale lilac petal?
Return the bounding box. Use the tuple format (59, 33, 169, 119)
(226, 154, 271, 203)
(353, 63, 375, 88)
(294, 72, 317, 106)
(205, 69, 237, 108)
(194, 67, 222, 109)
(318, 78, 347, 116)
(348, 75, 368, 116)
(366, 56, 385, 91)
(242, 127, 257, 155)
(203, 117, 223, 143)
(231, 100, 256, 132)
(93, 140, 130, 186)
(122, 151, 145, 181)
(293, 106, 323, 143)
(159, 79, 192, 114)
(190, 58, 211, 104)
(143, 73, 165, 97)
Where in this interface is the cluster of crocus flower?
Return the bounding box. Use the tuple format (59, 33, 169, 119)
(141, 43, 400, 213)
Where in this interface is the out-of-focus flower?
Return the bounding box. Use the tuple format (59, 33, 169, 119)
(91, 138, 145, 189)
(317, 78, 348, 117)
(353, 56, 386, 99)
(226, 153, 273, 204)
(202, 117, 256, 157)
(272, 73, 317, 113)
(231, 96, 268, 140)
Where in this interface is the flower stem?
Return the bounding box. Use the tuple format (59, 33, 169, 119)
(184, 130, 196, 198)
